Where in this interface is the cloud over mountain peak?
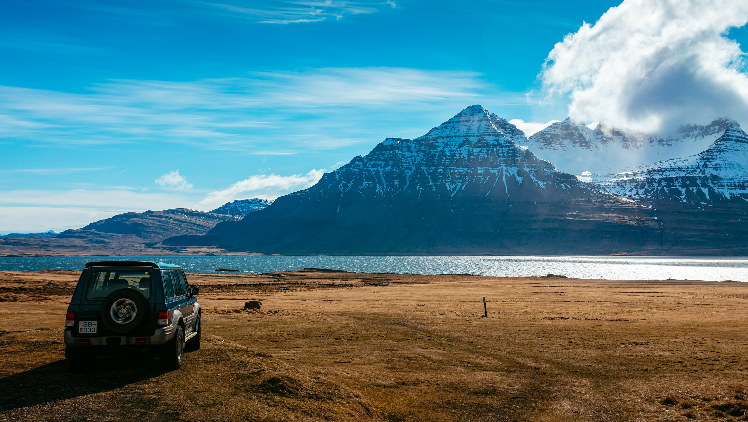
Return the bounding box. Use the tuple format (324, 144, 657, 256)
(541, 0, 748, 134)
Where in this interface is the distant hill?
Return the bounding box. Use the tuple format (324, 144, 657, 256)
(210, 198, 271, 217)
(0, 231, 58, 239)
(57, 208, 240, 244)
(0, 206, 245, 256)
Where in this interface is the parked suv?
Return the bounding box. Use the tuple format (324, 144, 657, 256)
(64, 261, 201, 371)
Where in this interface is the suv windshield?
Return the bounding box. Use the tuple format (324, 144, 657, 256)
(86, 270, 152, 300)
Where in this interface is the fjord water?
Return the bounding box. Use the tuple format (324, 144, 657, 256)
(1, 256, 747, 282)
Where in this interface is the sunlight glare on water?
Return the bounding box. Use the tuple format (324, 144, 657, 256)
(1, 256, 748, 281)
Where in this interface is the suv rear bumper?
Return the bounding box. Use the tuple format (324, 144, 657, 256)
(64, 326, 173, 347)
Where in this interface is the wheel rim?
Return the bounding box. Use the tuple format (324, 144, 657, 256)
(110, 298, 137, 324)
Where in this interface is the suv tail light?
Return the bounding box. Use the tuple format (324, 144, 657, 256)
(157, 311, 169, 326)
(65, 312, 75, 327)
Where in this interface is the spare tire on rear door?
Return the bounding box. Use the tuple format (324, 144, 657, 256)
(101, 289, 149, 334)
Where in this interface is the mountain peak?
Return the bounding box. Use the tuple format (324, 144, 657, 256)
(422, 105, 526, 143)
(459, 104, 489, 117)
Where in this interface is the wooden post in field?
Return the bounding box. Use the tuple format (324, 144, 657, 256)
(482, 297, 487, 318)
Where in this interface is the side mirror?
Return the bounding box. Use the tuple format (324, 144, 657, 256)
(188, 285, 199, 296)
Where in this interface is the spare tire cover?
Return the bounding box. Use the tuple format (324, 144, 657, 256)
(101, 289, 149, 334)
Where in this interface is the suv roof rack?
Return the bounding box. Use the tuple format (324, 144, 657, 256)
(85, 261, 160, 269)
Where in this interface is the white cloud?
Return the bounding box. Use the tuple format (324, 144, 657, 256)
(198, 170, 325, 210)
(540, 0, 748, 133)
(155, 170, 193, 190)
(508, 119, 560, 137)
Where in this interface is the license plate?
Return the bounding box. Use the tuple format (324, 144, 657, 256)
(79, 321, 97, 334)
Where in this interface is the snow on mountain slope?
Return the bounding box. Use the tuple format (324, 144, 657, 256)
(307, 104, 594, 205)
(603, 126, 748, 203)
(519, 118, 736, 180)
(210, 198, 271, 217)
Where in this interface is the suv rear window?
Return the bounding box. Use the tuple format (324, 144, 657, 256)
(86, 270, 152, 300)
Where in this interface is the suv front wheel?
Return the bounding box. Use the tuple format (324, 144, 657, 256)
(161, 324, 184, 370)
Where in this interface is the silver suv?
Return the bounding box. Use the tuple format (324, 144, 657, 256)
(64, 261, 201, 371)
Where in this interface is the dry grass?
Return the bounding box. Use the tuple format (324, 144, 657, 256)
(2, 270, 748, 421)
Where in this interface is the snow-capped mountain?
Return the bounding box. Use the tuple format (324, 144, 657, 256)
(603, 126, 748, 204)
(519, 118, 736, 180)
(167, 106, 656, 255)
(211, 198, 272, 217)
(309, 104, 595, 205)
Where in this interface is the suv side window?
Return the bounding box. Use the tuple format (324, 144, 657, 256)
(171, 270, 187, 297)
(162, 271, 176, 300)
(177, 271, 189, 293)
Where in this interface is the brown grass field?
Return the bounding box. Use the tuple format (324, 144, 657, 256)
(2, 269, 748, 421)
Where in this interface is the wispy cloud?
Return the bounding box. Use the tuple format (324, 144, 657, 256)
(0, 68, 493, 152)
(0, 167, 110, 175)
(196, 0, 394, 24)
(0, 189, 192, 209)
(55, 0, 396, 25)
(198, 169, 325, 209)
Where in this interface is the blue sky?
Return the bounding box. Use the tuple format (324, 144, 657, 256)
(1, 0, 747, 232)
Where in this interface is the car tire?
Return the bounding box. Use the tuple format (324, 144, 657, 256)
(100, 289, 149, 334)
(161, 324, 184, 370)
(186, 313, 201, 351)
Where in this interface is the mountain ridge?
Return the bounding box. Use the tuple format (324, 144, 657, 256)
(603, 125, 748, 204)
(521, 117, 738, 178)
